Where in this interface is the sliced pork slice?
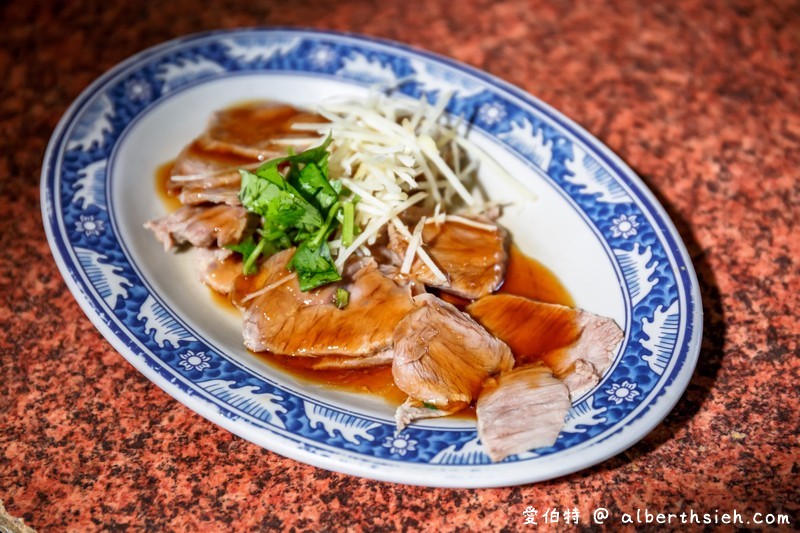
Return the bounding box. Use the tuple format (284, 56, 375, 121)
(311, 350, 394, 370)
(395, 398, 464, 431)
(168, 141, 256, 187)
(178, 182, 242, 206)
(194, 248, 243, 295)
(562, 359, 604, 398)
(477, 363, 570, 462)
(166, 103, 325, 196)
(377, 264, 427, 297)
(467, 294, 623, 398)
(392, 294, 514, 419)
(389, 218, 508, 299)
(231, 249, 415, 357)
(198, 102, 326, 160)
(144, 204, 253, 251)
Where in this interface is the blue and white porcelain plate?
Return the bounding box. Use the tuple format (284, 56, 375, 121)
(41, 28, 701, 487)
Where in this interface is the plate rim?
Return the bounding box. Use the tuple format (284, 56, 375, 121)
(40, 27, 703, 487)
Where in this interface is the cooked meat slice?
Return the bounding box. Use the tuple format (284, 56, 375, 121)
(562, 359, 602, 398)
(310, 349, 394, 370)
(197, 102, 327, 160)
(178, 182, 242, 206)
(389, 218, 508, 299)
(194, 248, 242, 295)
(166, 103, 325, 195)
(168, 140, 256, 189)
(377, 264, 427, 296)
(392, 293, 514, 410)
(144, 204, 253, 250)
(395, 397, 465, 431)
(476, 363, 570, 462)
(467, 294, 623, 398)
(230, 249, 415, 357)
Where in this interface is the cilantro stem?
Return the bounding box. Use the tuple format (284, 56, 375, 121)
(309, 201, 341, 250)
(243, 237, 267, 275)
(335, 288, 350, 309)
(342, 201, 355, 247)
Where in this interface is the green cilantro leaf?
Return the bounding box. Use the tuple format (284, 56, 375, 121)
(226, 235, 257, 258)
(291, 162, 339, 212)
(235, 134, 349, 291)
(240, 169, 323, 232)
(225, 236, 262, 275)
(280, 134, 332, 166)
(289, 240, 342, 291)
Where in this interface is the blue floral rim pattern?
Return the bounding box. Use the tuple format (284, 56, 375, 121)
(41, 28, 702, 487)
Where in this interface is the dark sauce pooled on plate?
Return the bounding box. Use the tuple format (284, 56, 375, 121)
(155, 161, 181, 212)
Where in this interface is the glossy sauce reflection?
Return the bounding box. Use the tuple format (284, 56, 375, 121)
(155, 160, 181, 211)
(267, 354, 408, 405)
(499, 245, 574, 307)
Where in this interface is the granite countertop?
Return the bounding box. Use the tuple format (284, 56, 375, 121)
(1, 0, 798, 530)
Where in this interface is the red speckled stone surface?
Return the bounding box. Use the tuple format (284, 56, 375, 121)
(1, 0, 798, 530)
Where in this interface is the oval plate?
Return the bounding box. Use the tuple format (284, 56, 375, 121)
(41, 28, 701, 487)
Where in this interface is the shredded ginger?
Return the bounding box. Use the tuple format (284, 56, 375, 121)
(290, 92, 494, 276)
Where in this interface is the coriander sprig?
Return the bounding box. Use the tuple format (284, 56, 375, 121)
(229, 135, 353, 292)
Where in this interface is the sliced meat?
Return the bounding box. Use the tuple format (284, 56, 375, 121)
(377, 264, 427, 297)
(178, 181, 242, 206)
(311, 350, 393, 370)
(392, 293, 514, 416)
(198, 102, 327, 160)
(562, 359, 603, 398)
(476, 363, 570, 462)
(144, 204, 253, 250)
(166, 102, 325, 197)
(395, 397, 464, 431)
(168, 140, 256, 190)
(389, 218, 508, 299)
(467, 294, 623, 398)
(194, 248, 243, 295)
(230, 249, 416, 357)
